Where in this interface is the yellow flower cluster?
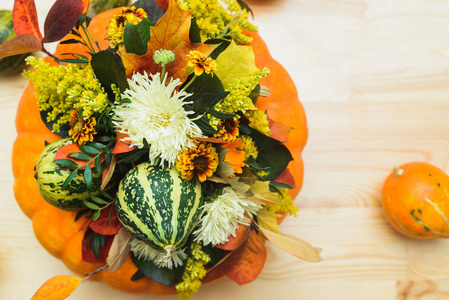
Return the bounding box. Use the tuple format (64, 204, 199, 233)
(179, 0, 257, 43)
(214, 68, 270, 114)
(266, 188, 299, 217)
(241, 135, 258, 161)
(245, 109, 271, 136)
(23, 57, 109, 132)
(220, 0, 258, 44)
(179, 0, 224, 42)
(176, 242, 211, 300)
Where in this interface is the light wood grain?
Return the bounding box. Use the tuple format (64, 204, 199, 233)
(3, 0, 449, 299)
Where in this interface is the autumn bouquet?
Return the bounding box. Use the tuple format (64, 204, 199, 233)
(4, 0, 321, 298)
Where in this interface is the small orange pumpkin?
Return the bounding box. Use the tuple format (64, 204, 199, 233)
(382, 162, 449, 239)
(12, 8, 307, 294)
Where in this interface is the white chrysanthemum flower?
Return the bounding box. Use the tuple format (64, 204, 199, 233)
(112, 72, 202, 166)
(194, 186, 262, 246)
(130, 238, 188, 269)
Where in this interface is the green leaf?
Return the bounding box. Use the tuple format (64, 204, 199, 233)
(91, 48, 129, 97)
(189, 17, 201, 43)
(123, 18, 153, 55)
(194, 116, 217, 135)
(101, 191, 115, 201)
(94, 156, 101, 173)
(250, 130, 293, 181)
(269, 182, 293, 190)
(236, 0, 254, 18)
(215, 41, 259, 87)
(68, 152, 92, 161)
(83, 200, 101, 210)
(54, 159, 79, 169)
(208, 91, 229, 108)
(122, 149, 148, 164)
(131, 270, 145, 281)
(207, 39, 231, 60)
(80, 145, 100, 155)
(208, 109, 235, 120)
(92, 210, 101, 221)
(54, 58, 89, 64)
(74, 209, 89, 221)
(92, 233, 100, 259)
(131, 252, 186, 286)
(90, 195, 109, 205)
(59, 38, 85, 45)
(87, 142, 106, 149)
(184, 73, 225, 104)
(62, 169, 78, 190)
(84, 165, 92, 190)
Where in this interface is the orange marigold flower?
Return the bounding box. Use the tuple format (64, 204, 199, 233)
(222, 139, 246, 175)
(187, 50, 216, 76)
(214, 118, 239, 141)
(69, 110, 97, 145)
(176, 143, 219, 182)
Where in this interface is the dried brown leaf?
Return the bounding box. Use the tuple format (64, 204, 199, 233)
(258, 226, 322, 262)
(106, 227, 133, 272)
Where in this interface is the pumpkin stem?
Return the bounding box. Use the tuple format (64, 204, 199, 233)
(160, 245, 175, 263)
(393, 167, 404, 177)
(259, 86, 271, 97)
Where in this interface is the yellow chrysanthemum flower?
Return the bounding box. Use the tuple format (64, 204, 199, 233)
(107, 6, 148, 49)
(176, 142, 219, 182)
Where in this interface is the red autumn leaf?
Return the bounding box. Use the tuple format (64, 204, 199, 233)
(82, 231, 114, 264)
(272, 167, 295, 188)
(216, 224, 249, 251)
(31, 275, 82, 300)
(156, 0, 170, 10)
(42, 0, 86, 44)
(0, 34, 41, 59)
(89, 206, 122, 235)
(54, 142, 104, 169)
(121, 0, 216, 82)
(112, 131, 136, 154)
(224, 229, 267, 285)
(12, 0, 43, 40)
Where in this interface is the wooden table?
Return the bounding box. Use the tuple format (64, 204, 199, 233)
(2, 0, 449, 299)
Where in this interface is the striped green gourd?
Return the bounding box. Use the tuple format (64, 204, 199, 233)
(36, 138, 102, 210)
(116, 163, 203, 257)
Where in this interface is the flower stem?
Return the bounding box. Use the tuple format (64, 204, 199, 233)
(160, 65, 166, 83)
(84, 264, 108, 279)
(80, 24, 96, 54)
(182, 75, 197, 91)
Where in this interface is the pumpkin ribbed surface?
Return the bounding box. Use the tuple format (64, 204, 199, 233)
(12, 8, 307, 294)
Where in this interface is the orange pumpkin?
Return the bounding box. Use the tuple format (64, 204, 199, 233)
(12, 8, 307, 294)
(382, 162, 449, 239)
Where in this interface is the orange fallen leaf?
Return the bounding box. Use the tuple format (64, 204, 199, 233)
(112, 132, 136, 154)
(121, 0, 216, 82)
(216, 224, 249, 251)
(31, 275, 83, 300)
(0, 34, 42, 59)
(12, 0, 43, 40)
(224, 229, 267, 285)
